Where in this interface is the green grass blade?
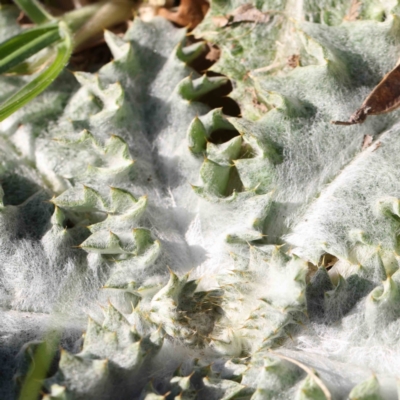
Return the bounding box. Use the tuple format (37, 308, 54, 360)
(0, 23, 73, 122)
(0, 25, 60, 75)
(14, 0, 54, 24)
(6, 49, 54, 76)
(18, 331, 61, 400)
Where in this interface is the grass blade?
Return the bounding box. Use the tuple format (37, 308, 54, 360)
(17, 331, 61, 400)
(0, 23, 73, 122)
(6, 48, 54, 76)
(0, 25, 60, 75)
(13, 0, 54, 24)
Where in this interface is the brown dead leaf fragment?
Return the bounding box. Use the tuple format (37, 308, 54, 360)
(230, 4, 270, 24)
(371, 141, 381, 152)
(246, 87, 268, 113)
(212, 4, 270, 28)
(306, 262, 318, 283)
(158, 0, 209, 29)
(205, 45, 221, 63)
(361, 134, 373, 150)
(287, 54, 300, 68)
(332, 62, 400, 125)
(212, 16, 230, 27)
(344, 0, 362, 21)
(320, 253, 338, 270)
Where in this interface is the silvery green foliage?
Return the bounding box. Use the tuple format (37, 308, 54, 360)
(3, 0, 400, 399)
(348, 375, 384, 399)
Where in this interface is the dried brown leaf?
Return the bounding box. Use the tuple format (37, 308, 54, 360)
(287, 54, 300, 68)
(157, 0, 209, 29)
(332, 62, 400, 125)
(246, 87, 268, 113)
(361, 134, 373, 150)
(371, 141, 381, 152)
(344, 0, 362, 21)
(319, 253, 338, 270)
(212, 4, 270, 28)
(212, 16, 229, 27)
(205, 46, 221, 63)
(306, 261, 318, 283)
(229, 4, 270, 24)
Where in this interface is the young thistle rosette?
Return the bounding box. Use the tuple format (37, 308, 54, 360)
(196, 1, 400, 395)
(10, 15, 237, 399)
(2, 0, 400, 399)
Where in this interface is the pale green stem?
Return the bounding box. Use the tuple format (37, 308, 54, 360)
(61, 1, 107, 32)
(72, 0, 142, 50)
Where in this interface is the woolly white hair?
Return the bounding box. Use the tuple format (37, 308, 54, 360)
(3, 7, 400, 399)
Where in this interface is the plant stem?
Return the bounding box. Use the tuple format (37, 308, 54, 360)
(61, 1, 107, 32)
(72, 0, 142, 50)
